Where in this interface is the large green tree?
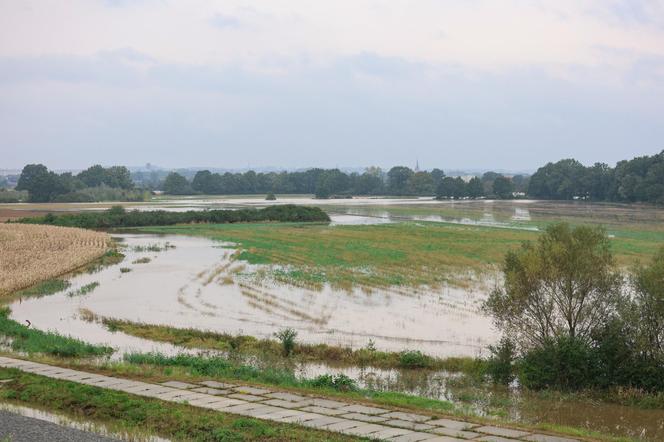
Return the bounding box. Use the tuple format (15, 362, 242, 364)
(16, 164, 61, 202)
(162, 172, 191, 195)
(466, 176, 484, 198)
(492, 176, 514, 199)
(485, 223, 623, 348)
(387, 166, 414, 195)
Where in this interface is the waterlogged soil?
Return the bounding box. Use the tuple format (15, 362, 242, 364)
(9, 234, 495, 358)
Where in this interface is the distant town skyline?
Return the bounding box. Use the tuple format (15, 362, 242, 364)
(2, 1, 663, 170)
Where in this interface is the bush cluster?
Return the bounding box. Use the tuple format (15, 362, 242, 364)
(491, 330, 664, 392)
(14, 204, 331, 228)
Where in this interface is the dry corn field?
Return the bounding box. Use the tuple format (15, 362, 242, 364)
(0, 224, 110, 296)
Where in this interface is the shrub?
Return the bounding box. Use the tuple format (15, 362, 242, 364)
(519, 336, 597, 390)
(274, 328, 297, 356)
(310, 374, 358, 391)
(486, 337, 516, 385)
(399, 350, 429, 368)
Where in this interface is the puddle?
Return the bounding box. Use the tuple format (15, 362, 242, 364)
(0, 402, 169, 441)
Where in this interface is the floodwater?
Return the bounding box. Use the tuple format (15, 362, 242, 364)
(295, 363, 664, 441)
(7, 196, 663, 231)
(9, 234, 495, 358)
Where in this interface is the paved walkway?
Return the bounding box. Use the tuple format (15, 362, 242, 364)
(0, 356, 579, 442)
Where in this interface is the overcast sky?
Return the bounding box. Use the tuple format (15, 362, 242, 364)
(1, 0, 663, 171)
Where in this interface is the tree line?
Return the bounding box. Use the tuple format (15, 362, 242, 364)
(13, 149, 664, 203)
(162, 167, 530, 199)
(15, 164, 145, 203)
(529, 151, 664, 202)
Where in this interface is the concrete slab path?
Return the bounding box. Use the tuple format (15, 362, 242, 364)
(0, 356, 581, 442)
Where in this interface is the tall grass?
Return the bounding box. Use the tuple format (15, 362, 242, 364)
(103, 318, 479, 372)
(124, 353, 302, 387)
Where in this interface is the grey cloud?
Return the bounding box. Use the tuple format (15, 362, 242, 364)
(1, 51, 662, 170)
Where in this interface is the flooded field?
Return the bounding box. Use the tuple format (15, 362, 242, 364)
(8, 234, 495, 358)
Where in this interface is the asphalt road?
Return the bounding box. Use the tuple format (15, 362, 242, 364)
(0, 410, 119, 442)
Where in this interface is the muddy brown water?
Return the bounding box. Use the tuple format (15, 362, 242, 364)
(9, 234, 496, 358)
(6, 232, 664, 440)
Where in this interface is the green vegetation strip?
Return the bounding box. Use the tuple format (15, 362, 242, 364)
(16, 204, 330, 228)
(103, 318, 478, 372)
(0, 367, 359, 442)
(123, 353, 456, 414)
(140, 221, 533, 288)
(13, 279, 71, 299)
(0, 308, 111, 358)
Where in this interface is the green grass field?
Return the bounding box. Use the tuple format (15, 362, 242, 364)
(137, 220, 664, 290)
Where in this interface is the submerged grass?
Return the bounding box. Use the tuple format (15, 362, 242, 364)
(13, 279, 71, 299)
(0, 367, 358, 442)
(67, 282, 100, 297)
(138, 219, 664, 289)
(138, 222, 532, 288)
(0, 307, 112, 357)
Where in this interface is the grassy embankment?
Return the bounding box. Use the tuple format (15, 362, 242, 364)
(136, 220, 664, 290)
(0, 367, 361, 442)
